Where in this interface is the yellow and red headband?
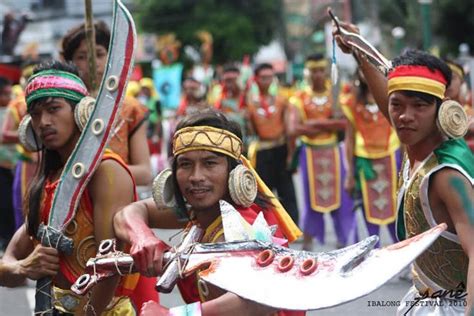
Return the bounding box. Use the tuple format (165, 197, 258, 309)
(387, 65, 447, 100)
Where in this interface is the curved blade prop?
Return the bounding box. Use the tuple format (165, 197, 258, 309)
(72, 224, 445, 311)
(190, 224, 445, 310)
(48, 0, 136, 229)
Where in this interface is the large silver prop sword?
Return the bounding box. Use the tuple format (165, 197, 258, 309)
(34, 1, 136, 314)
(72, 222, 446, 310)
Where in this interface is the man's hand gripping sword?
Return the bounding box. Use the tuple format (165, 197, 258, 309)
(72, 225, 204, 295)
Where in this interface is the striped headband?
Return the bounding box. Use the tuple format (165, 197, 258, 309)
(387, 65, 447, 100)
(25, 69, 88, 110)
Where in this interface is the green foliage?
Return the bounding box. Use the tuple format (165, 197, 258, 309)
(378, 0, 422, 49)
(435, 0, 474, 57)
(376, 0, 474, 57)
(133, 0, 283, 64)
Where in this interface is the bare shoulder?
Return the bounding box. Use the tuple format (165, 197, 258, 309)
(431, 167, 473, 216)
(431, 167, 472, 192)
(89, 158, 134, 195)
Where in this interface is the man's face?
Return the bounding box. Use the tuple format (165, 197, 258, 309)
(29, 98, 79, 151)
(256, 68, 274, 92)
(176, 150, 229, 212)
(308, 66, 326, 87)
(183, 80, 201, 100)
(0, 85, 12, 107)
(222, 71, 239, 91)
(388, 91, 439, 146)
(71, 40, 108, 90)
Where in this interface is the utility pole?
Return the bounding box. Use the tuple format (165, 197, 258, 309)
(418, 0, 432, 51)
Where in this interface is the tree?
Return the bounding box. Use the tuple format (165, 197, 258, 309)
(133, 0, 283, 64)
(435, 0, 474, 57)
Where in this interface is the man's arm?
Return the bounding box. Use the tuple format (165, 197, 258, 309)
(128, 121, 152, 185)
(1, 107, 20, 144)
(333, 21, 390, 120)
(306, 118, 347, 132)
(432, 168, 474, 315)
(87, 159, 135, 314)
(201, 292, 276, 316)
(0, 224, 59, 287)
(343, 122, 356, 194)
(113, 198, 184, 276)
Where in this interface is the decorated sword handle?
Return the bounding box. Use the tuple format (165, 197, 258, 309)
(34, 224, 74, 315)
(155, 225, 204, 293)
(35, 277, 53, 315)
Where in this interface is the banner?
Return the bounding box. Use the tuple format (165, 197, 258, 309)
(152, 62, 183, 109)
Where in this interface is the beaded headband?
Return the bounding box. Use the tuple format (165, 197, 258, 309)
(173, 126, 243, 160)
(387, 65, 447, 100)
(25, 69, 88, 110)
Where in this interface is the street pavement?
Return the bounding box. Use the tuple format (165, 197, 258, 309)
(0, 172, 412, 315)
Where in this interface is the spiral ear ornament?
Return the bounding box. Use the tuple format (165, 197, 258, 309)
(228, 164, 258, 208)
(152, 168, 177, 209)
(74, 96, 96, 131)
(437, 100, 468, 139)
(18, 114, 41, 152)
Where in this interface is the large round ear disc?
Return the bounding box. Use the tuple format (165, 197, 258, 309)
(74, 96, 96, 131)
(152, 168, 177, 208)
(437, 100, 468, 139)
(228, 164, 258, 208)
(18, 115, 41, 152)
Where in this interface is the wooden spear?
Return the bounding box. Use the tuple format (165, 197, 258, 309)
(84, 0, 98, 95)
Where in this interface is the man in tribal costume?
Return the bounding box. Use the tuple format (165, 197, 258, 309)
(1, 61, 138, 314)
(246, 63, 299, 225)
(288, 54, 354, 250)
(113, 109, 303, 315)
(211, 64, 248, 144)
(341, 69, 401, 246)
(335, 24, 474, 314)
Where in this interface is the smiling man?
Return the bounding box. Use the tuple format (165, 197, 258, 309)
(335, 25, 474, 315)
(0, 61, 138, 314)
(113, 109, 302, 315)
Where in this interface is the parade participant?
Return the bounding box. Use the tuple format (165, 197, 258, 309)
(113, 109, 302, 315)
(0, 76, 16, 254)
(334, 23, 474, 314)
(341, 69, 400, 247)
(1, 64, 37, 230)
(1, 61, 137, 314)
(61, 20, 156, 309)
(176, 77, 209, 117)
(444, 59, 474, 152)
(212, 64, 248, 143)
(288, 54, 353, 250)
(138, 77, 161, 138)
(246, 63, 299, 225)
(61, 20, 152, 186)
